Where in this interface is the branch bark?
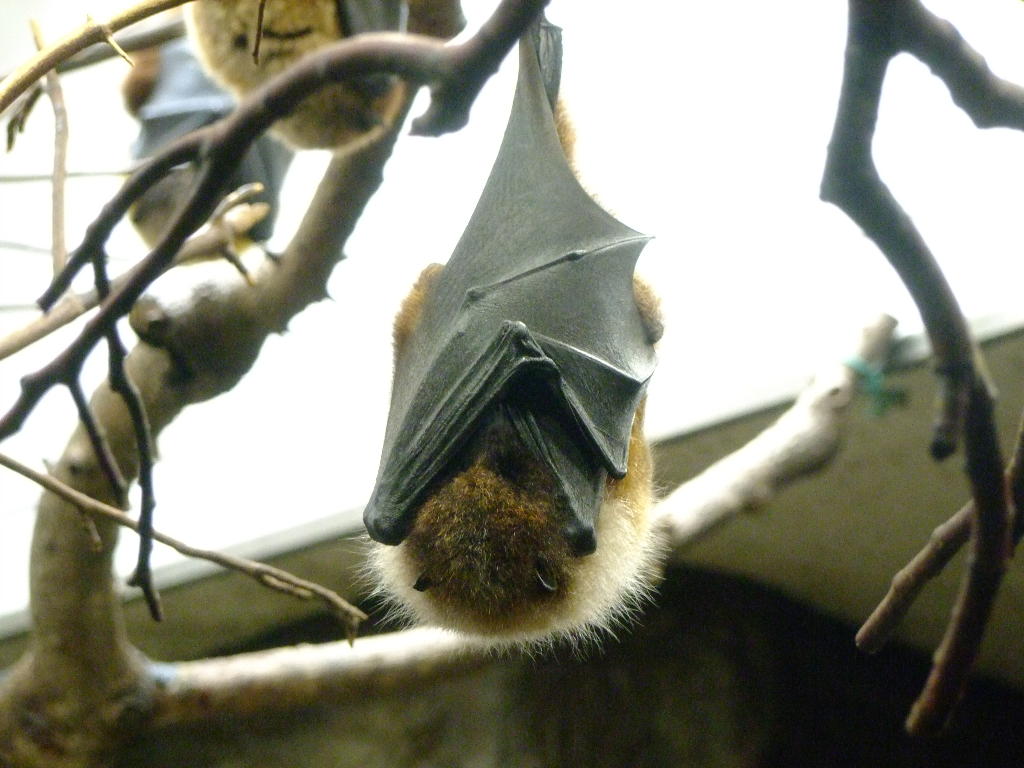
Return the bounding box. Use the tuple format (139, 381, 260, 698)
(146, 629, 481, 728)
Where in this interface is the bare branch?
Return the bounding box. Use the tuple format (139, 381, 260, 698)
(4, 85, 41, 151)
(67, 377, 128, 505)
(857, 501, 973, 654)
(657, 314, 898, 547)
(0, 169, 135, 182)
(821, 0, 1014, 735)
(29, 20, 69, 275)
(899, 0, 1024, 130)
(106, 325, 162, 620)
(821, 2, 973, 460)
(90, 15, 135, 67)
(147, 629, 479, 728)
(0, 0, 190, 116)
(0, 451, 367, 633)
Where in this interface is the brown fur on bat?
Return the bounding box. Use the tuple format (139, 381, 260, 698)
(186, 0, 460, 149)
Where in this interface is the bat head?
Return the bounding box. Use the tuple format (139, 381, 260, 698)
(367, 397, 664, 647)
(186, 0, 402, 149)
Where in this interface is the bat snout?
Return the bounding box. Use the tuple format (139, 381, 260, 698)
(362, 499, 412, 546)
(563, 519, 597, 557)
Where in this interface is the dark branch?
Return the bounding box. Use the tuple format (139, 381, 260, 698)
(106, 327, 162, 621)
(899, 0, 1024, 130)
(822, 0, 1014, 735)
(67, 378, 128, 505)
(820, 1, 973, 460)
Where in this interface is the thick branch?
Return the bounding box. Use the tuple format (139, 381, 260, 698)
(657, 315, 898, 547)
(146, 629, 481, 728)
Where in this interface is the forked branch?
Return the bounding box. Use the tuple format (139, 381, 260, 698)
(821, 0, 1014, 735)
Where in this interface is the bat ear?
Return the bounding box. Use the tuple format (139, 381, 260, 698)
(633, 276, 664, 344)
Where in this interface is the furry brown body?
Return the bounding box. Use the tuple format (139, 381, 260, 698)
(372, 262, 664, 645)
(186, 0, 397, 149)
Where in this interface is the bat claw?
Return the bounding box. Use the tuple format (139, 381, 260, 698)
(535, 558, 558, 594)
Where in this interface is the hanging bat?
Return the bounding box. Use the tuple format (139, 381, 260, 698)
(186, 0, 405, 149)
(365, 21, 664, 646)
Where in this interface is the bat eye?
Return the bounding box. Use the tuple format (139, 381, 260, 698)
(413, 574, 433, 592)
(232, 33, 248, 51)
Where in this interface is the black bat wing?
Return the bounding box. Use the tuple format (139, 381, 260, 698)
(364, 21, 655, 553)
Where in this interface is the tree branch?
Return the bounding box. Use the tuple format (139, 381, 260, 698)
(0, 70, 418, 768)
(900, 0, 1024, 130)
(146, 628, 480, 728)
(0, 0, 190, 116)
(656, 314, 898, 546)
(29, 20, 69, 276)
(821, 0, 1013, 735)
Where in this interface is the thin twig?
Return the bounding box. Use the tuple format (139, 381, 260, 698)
(90, 16, 134, 66)
(0, 15, 185, 85)
(66, 377, 128, 505)
(0, 239, 50, 253)
(0, 0, 191, 116)
(106, 326, 161, 621)
(30, 20, 70, 275)
(0, 169, 136, 182)
(0, 450, 367, 634)
(906, 381, 1009, 734)
(252, 0, 269, 65)
(857, 501, 973, 654)
(858, 405, 1024, 651)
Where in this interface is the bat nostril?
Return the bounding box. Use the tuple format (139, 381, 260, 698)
(564, 521, 597, 556)
(363, 502, 410, 546)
